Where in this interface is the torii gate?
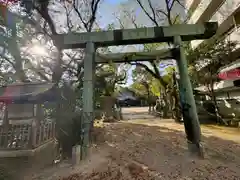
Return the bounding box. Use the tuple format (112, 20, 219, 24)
(54, 22, 218, 159)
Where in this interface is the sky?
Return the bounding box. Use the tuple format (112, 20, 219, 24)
(97, 0, 178, 86)
(104, 0, 129, 4)
(97, 0, 132, 28)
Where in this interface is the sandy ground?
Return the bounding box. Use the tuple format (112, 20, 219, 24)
(31, 107, 240, 180)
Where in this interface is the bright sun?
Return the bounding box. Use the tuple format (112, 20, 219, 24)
(30, 45, 48, 56)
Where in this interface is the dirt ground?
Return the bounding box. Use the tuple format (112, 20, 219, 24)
(31, 118, 240, 180)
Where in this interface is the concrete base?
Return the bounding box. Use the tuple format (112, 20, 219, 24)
(72, 145, 81, 165)
(0, 140, 57, 180)
(187, 141, 204, 159)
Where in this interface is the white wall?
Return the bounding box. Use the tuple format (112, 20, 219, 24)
(210, 0, 240, 24)
(227, 27, 240, 48)
(189, 0, 212, 24)
(185, 0, 194, 10)
(190, 0, 240, 49)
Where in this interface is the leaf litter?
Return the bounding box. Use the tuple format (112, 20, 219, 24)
(34, 121, 240, 180)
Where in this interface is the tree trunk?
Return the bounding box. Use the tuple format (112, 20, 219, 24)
(162, 90, 168, 118)
(209, 84, 227, 125)
(56, 85, 77, 158)
(147, 90, 151, 114)
(172, 92, 181, 122)
(101, 96, 116, 122)
(211, 92, 227, 125)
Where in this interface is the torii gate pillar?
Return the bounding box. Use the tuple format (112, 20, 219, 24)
(173, 36, 203, 157)
(81, 42, 95, 159)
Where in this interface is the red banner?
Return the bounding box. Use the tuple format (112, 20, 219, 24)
(218, 68, 240, 80)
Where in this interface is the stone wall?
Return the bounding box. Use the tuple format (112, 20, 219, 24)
(0, 140, 57, 180)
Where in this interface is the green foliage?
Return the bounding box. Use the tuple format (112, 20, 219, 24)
(149, 78, 161, 96)
(163, 66, 176, 82)
(187, 38, 238, 88)
(95, 63, 128, 97)
(130, 82, 147, 96)
(131, 64, 175, 98)
(107, 23, 115, 30)
(143, 43, 167, 52)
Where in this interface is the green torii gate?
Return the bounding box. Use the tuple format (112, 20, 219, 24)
(55, 22, 218, 159)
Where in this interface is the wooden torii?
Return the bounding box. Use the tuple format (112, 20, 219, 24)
(54, 22, 218, 159)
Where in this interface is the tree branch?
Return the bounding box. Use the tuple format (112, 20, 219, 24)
(87, 0, 101, 32)
(73, 0, 101, 32)
(123, 10, 138, 28)
(135, 0, 159, 26)
(34, 5, 57, 35)
(73, 0, 88, 31)
(147, 0, 157, 25)
(156, 9, 168, 18)
(164, 0, 172, 25)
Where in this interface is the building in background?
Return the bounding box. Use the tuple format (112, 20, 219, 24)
(186, 0, 240, 51)
(187, 0, 240, 98)
(187, 0, 240, 121)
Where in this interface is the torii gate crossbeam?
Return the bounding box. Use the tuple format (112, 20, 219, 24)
(54, 22, 218, 160)
(95, 49, 174, 63)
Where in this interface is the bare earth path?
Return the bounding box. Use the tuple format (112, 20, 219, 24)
(31, 107, 240, 180)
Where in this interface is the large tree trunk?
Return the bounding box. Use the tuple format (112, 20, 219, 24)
(147, 90, 152, 114)
(101, 96, 116, 122)
(55, 84, 77, 158)
(162, 89, 168, 118)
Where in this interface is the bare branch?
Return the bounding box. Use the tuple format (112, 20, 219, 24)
(73, 0, 88, 31)
(34, 5, 57, 35)
(0, 55, 15, 67)
(164, 0, 172, 25)
(147, 0, 157, 24)
(135, 0, 159, 26)
(169, 0, 175, 11)
(62, 2, 74, 31)
(114, 14, 125, 29)
(123, 10, 138, 28)
(156, 9, 168, 18)
(87, 0, 101, 31)
(25, 59, 50, 81)
(174, 0, 186, 10)
(73, 0, 101, 32)
(130, 62, 156, 81)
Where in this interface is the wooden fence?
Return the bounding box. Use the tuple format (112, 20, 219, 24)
(0, 121, 55, 150)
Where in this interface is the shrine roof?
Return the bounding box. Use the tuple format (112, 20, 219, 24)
(0, 82, 57, 103)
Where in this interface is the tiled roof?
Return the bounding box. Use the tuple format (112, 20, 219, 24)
(0, 82, 57, 103)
